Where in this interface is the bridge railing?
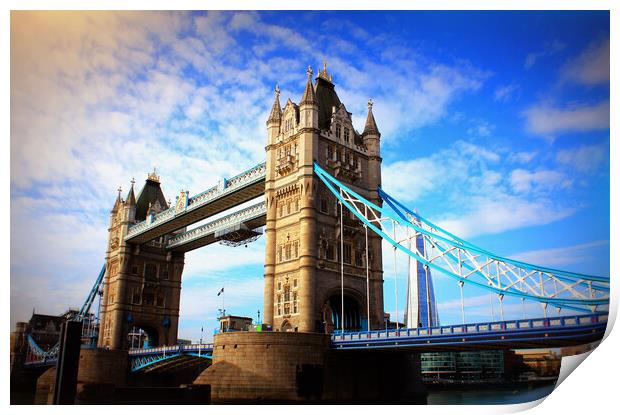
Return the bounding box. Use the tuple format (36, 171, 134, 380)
(331, 313, 607, 342)
(126, 162, 266, 240)
(128, 343, 214, 356)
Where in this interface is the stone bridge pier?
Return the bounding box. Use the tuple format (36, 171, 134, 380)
(194, 331, 426, 403)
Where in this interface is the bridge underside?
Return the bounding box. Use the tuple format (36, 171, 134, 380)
(167, 205, 266, 252)
(132, 354, 212, 374)
(126, 179, 265, 245)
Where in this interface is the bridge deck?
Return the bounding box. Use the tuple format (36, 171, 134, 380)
(125, 163, 266, 244)
(331, 313, 606, 351)
(25, 314, 607, 370)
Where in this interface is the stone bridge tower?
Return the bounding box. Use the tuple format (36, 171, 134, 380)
(264, 64, 384, 333)
(98, 172, 185, 349)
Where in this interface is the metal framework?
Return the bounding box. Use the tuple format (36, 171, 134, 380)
(314, 162, 609, 315)
(24, 265, 106, 366)
(128, 344, 214, 372)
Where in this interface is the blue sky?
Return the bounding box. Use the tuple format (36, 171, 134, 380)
(10, 11, 609, 340)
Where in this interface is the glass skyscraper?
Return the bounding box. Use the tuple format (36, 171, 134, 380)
(405, 229, 439, 328)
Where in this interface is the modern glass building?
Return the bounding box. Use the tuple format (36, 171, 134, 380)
(421, 350, 505, 382)
(405, 229, 439, 328)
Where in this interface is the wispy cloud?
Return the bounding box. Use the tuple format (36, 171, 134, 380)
(524, 39, 565, 69)
(561, 38, 610, 86)
(511, 240, 609, 270)
(509, 169, 572, 194)
(522, 100, 610, 136)
(437, 195, 575, 239)
(508, 151, 538, 164)
(556, 142, 609, 172)
(467, 120, 495, 137)
(383, 138, 584, 240)
(494, 83, 520, 102)
(10, 11, 491, 328)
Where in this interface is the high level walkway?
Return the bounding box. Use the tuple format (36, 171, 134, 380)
(125, 162, 266, 244)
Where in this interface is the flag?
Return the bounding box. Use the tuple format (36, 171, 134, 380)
(217, 287, 224, 296)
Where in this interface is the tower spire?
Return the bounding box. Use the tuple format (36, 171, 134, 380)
(267, 84, 282, 125)
(110, 186, 122, 213)
(126, 177, 136, 206)
(317, 60, 333, 82)
(363, 98, 380, 136)
(300, 65, 317, 105)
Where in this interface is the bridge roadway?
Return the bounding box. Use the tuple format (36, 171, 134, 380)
(122, 312, 606, 372)
(331, 313, 607, 351)
(125, 162, 266, 245)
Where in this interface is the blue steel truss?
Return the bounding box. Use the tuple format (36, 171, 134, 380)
(128, 344, 213, 372)
(25, 264, 105, 366)
(313, 162, 609, 313)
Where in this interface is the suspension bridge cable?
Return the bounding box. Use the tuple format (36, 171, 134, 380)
(313, 162, 608, 311)
(392, 220, 399, 330)
(365, 213, 371, 331)
(315, 164, 608, 285)
(340, 199, 344, 332)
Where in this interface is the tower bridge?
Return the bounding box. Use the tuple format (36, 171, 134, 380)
(21, 63, 610, 403)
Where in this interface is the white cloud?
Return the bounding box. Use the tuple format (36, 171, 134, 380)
(467, 120, 494, 137)
(10, 11, 493, 329)
(509, 169, 572, 194)
(511, 240, 609, 269)
(508, 151, 538, 164)
(436, 195, 575, 239)
(494, 83, 520, 102)
(383, 139, 577, 240)
(382, 157, 446, 202)
(523, 100, 610, 136)
(556, 142, 609, 172)
(562, 38, 610, 86)
(524, 39, 565, 69)
(382, 140, 500, 202)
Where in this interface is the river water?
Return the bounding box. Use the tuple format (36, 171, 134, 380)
(427, 383, 556, 405)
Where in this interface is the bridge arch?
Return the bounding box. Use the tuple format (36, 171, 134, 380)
(322, 288, 365, 333)
(280, 320, 293, 332)
(127, 324, 161, 349)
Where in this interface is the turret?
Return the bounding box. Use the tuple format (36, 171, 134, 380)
(363, 99, 382, 199)
(362, 98, 381, 157)
(299, 66, 318, 130)
(125, 178, 136, 222)
(266, 85, 282, 144)
(111, 186, 122, 213)
(109, 186, 122, 228)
